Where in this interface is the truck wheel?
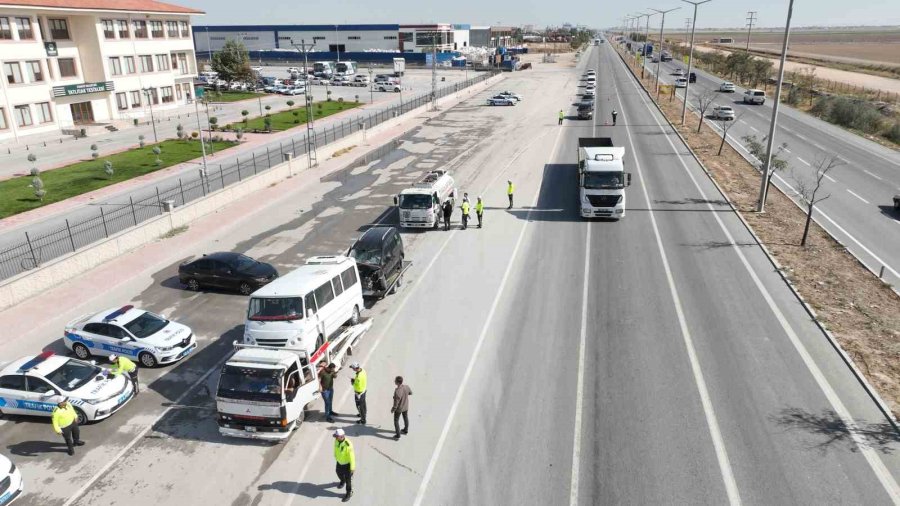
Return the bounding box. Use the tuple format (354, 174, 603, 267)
(350, 305, 360, 326)
(390, 275, 403, 294)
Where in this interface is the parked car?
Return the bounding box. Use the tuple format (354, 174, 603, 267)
(743, 89, 766, 104)
(487, 96, 515, 106)
(712, 105, 735, 120)
(0, 453, 23, 504)
(674, 78, 688, 88)
(583, 88, 596, 97)
(179, 252, 278, 295)
(348, 226, 406, 297)
(376, 84, 401, 92)
(284, 86, 306, 96)
(331, 76, 351, 86)
(286, 67, 301, 75)
(719, 81, 736, 92)
(497, 91, 523, 101)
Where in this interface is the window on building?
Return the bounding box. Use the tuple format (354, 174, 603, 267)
(48, 18, 69, 40)
(116, 19, 129, 38)
(0, 108, 7, 130)
(170, 53, 177, 69)
(133, 20, 147, 38)
(312, 36, 326, 41)
(26, 61, 43, 82)
(175, 84, 182, 100)
(124, 56, 136, 74)
(14, 105, 32, 127)
(150, 21, 163, 38)
(57, 58, 77, 78)
(155, 54, 169, 71)
(116, 92, 128, 110)
(108, 57, 122, 76)
(347, 36, 360, 40)
(139, 55, 153, 73)
(16, 17, 33, 39)
(166, 21, 178, 37)
(36, 102, 52, 123)
(178, 53, 188, 74)
(328, 44, 346, 53)
(101, 19, 115, 39)
(161, 86, 173, 103)
(399, 32, 413, 42)
(179, 21, 189, 37)
(144, 88, 159, 105)
(0, 18, 10, 40)
(384, 35, 398, 40)
(130, 90, 141, 108)
(182, 82, 192, 100)
(4, 62, 22, 84)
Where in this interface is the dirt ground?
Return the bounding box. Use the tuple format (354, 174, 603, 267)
(616, 48, 900, 418)
(748, 43, 900, 66)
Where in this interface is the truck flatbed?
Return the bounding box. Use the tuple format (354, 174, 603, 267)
(363, 261, 412, 299)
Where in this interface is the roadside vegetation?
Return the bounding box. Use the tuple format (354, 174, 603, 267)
(223, 99, 358, 132)
(204, 90, 265, 103)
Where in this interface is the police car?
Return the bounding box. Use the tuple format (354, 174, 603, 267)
(0, 352, 134, 425)
(0, 454, 23, 505)
(64, 305, 196, 368)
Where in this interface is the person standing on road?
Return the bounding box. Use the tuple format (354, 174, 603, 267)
(461, 199, 470, 230)
(333, 428, 356, 502)
(318, 362, 337, 422)
(350, 362, 367, 424)
(108, 354, 139, 395)
(507, 180, 515, 209)
(391, 376, 412, 440)
(612, 109, 618, 126)
(52, 398, 84, 456)
(475, 197, 484, 228)
(558, 109, 564, 125)
(442, 199, 453, 231)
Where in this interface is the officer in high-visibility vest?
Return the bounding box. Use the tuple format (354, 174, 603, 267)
(333, 428, 356, 502)
(475, 196, 484, 228)
(460, 199, 470, 229)
(350, 362, 367, 425)
(507, 180, 515, 209)
(558, 109, 565, 125)
(52, 398, 84, 456)
(109, 354, 140, 395)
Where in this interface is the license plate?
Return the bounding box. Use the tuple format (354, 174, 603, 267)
(245, 426, 257, 432)
(178, 345, 196, 359)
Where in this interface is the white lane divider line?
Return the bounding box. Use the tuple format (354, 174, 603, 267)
(569, 223, 591, 506)
(846, 189, 870, 204)
(748, 125, 759, 132)
(797, 157, 811, 167)
(782, 148, 791, 153)
(610, 52, 743, 506)
(863, 169, 883, 181)
(824, 174, 837, 183)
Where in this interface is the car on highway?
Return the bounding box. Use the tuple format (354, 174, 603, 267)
(674, 78, 688, 88)
(0, 453, 23, 504)
(689, 72, 697, 83)
(719, 81, 736, 92)
(672, 68, 684, 76)
(712, 105, 735, 120)
(375, 83, 401, 93)
(64, 305, 197, 367)
(585, 75, 596, 84)
(893, 194, 900, 210)
(583, 88, 596, 98)
(497, 91, 523, 101)
(179, 252, 278, 294)
(0, 352, 135, 425)
(487, 96, 515, 106)
(743, 88, 766, 104)
(577, 103, 594, 120)
(348, 226, 406, 297)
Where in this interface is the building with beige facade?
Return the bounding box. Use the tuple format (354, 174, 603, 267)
(0, 0, 202, 142)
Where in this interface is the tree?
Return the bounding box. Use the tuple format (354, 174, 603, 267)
(743, 134, 790, 197)
(241, 110, 249, 125)
(751, 59, 773, 89)
(695, 89, 718, 133)
(210, 39, 253, 83)
(716, 113, 743, 155)
(28, 165, 45, 202)
(138, 134, 146, 148)
(209, 116, 218, 131)
(235, 128, 244, 142)
(90, 144, 99, 160)
(152, 146, 162, 165)
(263, 116, 272, 133)
(286, 100, 294, 108)
(176, 124, 184, 139)
(104, 160, 114, 179)
(793, 154, 843, 246)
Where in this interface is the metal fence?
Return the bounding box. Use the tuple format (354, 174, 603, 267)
(0, 72, 497, 281)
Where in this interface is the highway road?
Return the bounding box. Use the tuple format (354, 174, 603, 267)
(626, 40, 900, 288)
(0, 44, 899, 505)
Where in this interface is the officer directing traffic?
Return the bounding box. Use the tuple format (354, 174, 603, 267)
(350, 362, 367, 425)
(52, 398, 85, 456)
(109, 354, 139, 395)
(333, 428, 356, 502)
(460, 199, 470, 230)
(475, 196, 484, 228)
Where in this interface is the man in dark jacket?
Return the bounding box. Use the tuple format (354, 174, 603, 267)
(391, 376, 412, 439)
(441, 200, 453, 231)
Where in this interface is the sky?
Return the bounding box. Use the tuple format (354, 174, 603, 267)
(186, 0, 900, 29)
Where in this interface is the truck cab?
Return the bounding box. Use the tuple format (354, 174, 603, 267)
(395, 170, 456, 228)
(578, 138, 631, 219)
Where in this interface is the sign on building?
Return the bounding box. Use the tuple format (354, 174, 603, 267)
(44, 41, 58, 57)
(52, 81, 115, 98)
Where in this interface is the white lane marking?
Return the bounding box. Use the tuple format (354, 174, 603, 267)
(609, 51, 743, 506)
(748, 125, 759, 132)
(569, 223, 591, 506)
(863, 169, 883, 181)
(616, 52, 900, 503)
(414, 125, 566, 506)
(63, 355, 229, 506)
(797, 157, 811, 167)
(782, 148, 791, 154)
(795, 133, 809, 142)
(824, 174, 837, 183)
(846, 189, 871, 204)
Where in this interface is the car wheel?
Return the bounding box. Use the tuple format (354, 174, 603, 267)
(74, 408, 87, 426)
(139, 352, 157, 368)
(239, 282, 253, 295)
(186, 278, 200, 291)
(72, 343, 91, 360)
(390, 274, 403, 295)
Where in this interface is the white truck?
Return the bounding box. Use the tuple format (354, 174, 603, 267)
(335, 61, 358, 76)
(395, 170, 456, 228)
(578, 138, 631, 219)
(216, 319, 371, 440)
(393, 57, 406, 77)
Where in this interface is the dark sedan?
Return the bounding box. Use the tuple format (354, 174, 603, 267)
(178, 252, 278, 295)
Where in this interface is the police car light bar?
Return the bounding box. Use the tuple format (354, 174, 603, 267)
(104, 305, 134, 321)
(18, 350, 54, 372)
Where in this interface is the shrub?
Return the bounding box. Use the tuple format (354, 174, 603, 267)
(152, 146, 162, 165)
(338, 97, 344, 103)
(138, 134, 146, 148)
(104, 160, 114, 178)
(133, 118, 139, 126)
(885, 121, 900, 144)
(209, 117, 218, 131)
(263, 116, 273, 133)
(191, 131, 199, 139)
(176, 124, 184, 139)
(90, 144, 99, 159)
(29, 173, 45, 201)
(236, 128, 244, 141)
(265, 105, 271, 112)
(241, 110, 249, 124)
(286, 100, 295, 107)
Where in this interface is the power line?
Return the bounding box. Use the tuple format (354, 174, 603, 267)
(291, 38, 318, 168)
(746, 11, 758, 51)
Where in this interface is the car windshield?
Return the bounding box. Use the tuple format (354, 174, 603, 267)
(217, 366, 282, 402)
(350, 244, 383, 266)
(399, 194, 432, 209)
(248, 297, 303, 321)
(583, 172, 625, 190)
(123, 312, 169, 338)
(44, 359, 100, 391)
(232, 254, 258, 271)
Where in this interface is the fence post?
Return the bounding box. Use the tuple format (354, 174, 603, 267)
(24, 231, 38, 268)
(100, 207, 109, 238)
(130, 196, 138, 225)
(279, 141, 284, 155)
(156, 187, 163, 212)
(219, 164, 225, 187)
(291, 137, 296, 154)
(178, 178, 186, 205)
(266, 147, 271, 168)
(252, 152, 258, 174)
(65, 219, 76, 252)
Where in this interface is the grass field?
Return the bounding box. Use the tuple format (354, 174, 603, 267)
(225, 100, 359, 132)
(204, 91, 265, 103)
(0, 139, 237, 218)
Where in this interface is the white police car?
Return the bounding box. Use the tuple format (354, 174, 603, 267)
(64, 305, 196, 368)
(0, 352, 134, 425)
(0, 454, 23, 505)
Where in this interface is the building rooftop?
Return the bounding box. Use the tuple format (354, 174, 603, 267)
(0, 0, 204, 15)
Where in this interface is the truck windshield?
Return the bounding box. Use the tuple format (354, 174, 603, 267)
(399, 194, 432, 209)
(248, 297, 303, 321)
(218, 366, 282, 402)
(583, 172, 625, 190)
(336, 63, 349, 72)
(45, 359, 100, 391)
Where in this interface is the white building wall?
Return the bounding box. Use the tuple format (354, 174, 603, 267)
(194, 28, 400, 54)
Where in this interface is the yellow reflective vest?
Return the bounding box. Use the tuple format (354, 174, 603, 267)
(352, 369, 367, 394)
(558, 110, 564, 120)
(334, 438, 356, 471)
(475, 201, 484, 214)
(507, 182, 515, 195)
(111, 356, 137, 375)
(52, 403, 77, 433)
(461, 201, 470, 215)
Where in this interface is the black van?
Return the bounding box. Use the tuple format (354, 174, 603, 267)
(689, 72, 697, 83)
(577, 103, 593, 120)
(348, 226, 406, 297)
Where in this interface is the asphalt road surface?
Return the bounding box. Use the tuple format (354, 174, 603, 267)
(627, 41, 900, 288)
(1, 45, 899, 505)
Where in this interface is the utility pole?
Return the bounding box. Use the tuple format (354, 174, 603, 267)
(640, 12, 655, 79)
(757, 0, 793, 212)
(745, 11, 757, 51)
(431, 40, 438, 111)
(142, 88, 159, 144)
(291, 38, 317, 169)
(650, 7, 680, 99)
(681, 0, 712, 125)
(685, 18, 692, 48)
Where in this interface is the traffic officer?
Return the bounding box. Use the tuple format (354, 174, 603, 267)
(52, 398, 84, 456)
(333, 428, 356, 502)
(460, 199, 470, 229)
(349, 362, 367, 425)
(108, 354, 139, 395)
(441, 199, 453, 231)
(475, 196, 484, 228)
(507, 180, 515, 209)
(558, 109, 564, 125)
(612, 109, 618, 126)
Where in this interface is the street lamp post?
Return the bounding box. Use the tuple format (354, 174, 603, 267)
(142, 88, 159, 144)
(641, 12, 655, 79)
(368, 67, 374, 103)
(335, 25, 340, 63)
(193, 96, 208, 178)
(650, 7, 680, 99)
(757, 0, 794, 212)
(681, 0, 711, 125)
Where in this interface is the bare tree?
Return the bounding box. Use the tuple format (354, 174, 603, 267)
(716, 113, 743, 155)
(792, 154, 843, 246)
(742, 134, 790, 197)
(695, 89, 719, 133)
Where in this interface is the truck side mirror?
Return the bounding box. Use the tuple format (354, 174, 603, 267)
(393, 196, 399, 206)
(306, 309, 314, 319)
(626, 173, 632, 186)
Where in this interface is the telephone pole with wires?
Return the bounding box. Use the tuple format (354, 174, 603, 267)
(291, 38, 317, 168)
(745, 11, 757, 51)
(430, 41, 438, 111)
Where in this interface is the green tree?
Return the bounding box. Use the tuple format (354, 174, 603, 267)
(211, 39, 253, 83)
(104, 160, 114, 178)
(152, 146, 162, 165)
(90, 144, 99, 160)
(241, 109, 249, 125)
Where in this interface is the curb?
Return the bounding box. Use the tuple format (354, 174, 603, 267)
(611, 44, 900, 431)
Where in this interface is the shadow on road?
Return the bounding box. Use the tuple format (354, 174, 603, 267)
(7, 439, 69, 457)
(770, 407, 899, 454)
(259, 480, 343, 499)
(877, 205, 899, 221)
